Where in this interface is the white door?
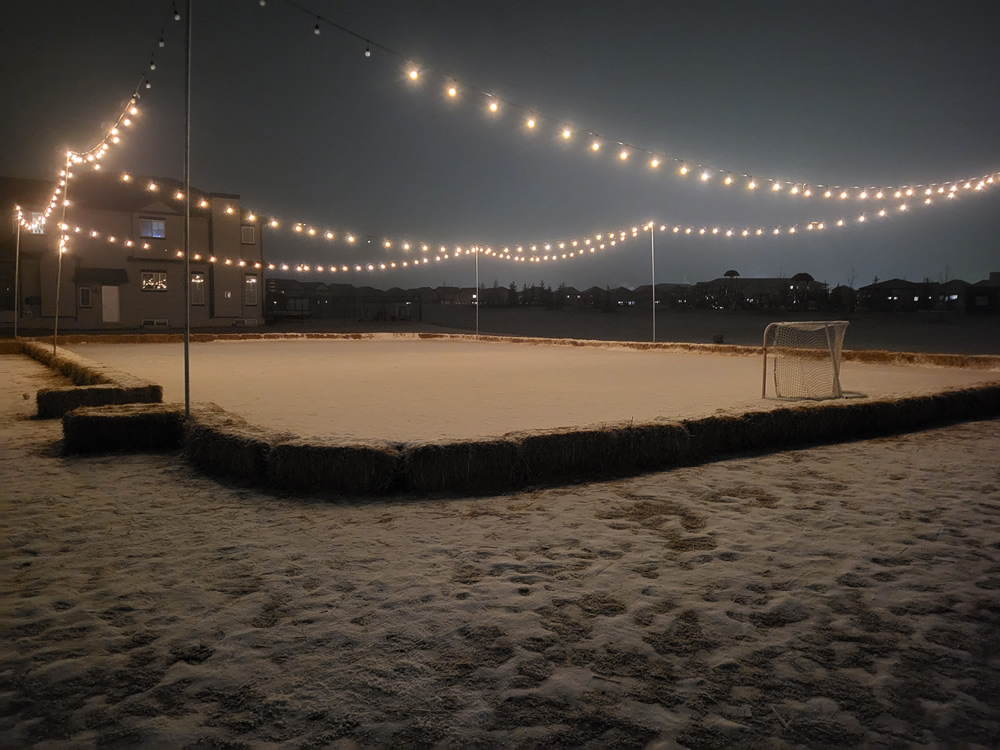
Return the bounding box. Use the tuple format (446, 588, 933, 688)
(101, 285, 120, 323)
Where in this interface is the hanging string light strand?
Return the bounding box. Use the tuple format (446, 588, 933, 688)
(262, 0, 999, 203)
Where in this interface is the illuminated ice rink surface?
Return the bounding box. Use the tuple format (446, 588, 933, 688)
(66, 337, 999, 443)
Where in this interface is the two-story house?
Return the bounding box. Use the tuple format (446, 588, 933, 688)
(1, 172, 264, 331)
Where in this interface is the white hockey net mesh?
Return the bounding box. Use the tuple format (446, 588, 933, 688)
(763, 321, 849, 399)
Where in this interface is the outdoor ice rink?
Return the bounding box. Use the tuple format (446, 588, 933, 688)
(64, 336, 1000, 442)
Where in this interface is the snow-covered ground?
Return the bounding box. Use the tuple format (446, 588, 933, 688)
(64, 337, 999, 442)
(2, 352, 999, 747)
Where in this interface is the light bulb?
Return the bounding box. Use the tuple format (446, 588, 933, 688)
(314, 23, 320, 35)
(365, 43, 371, 57)
(562, 128, 571, 139)
(650, 158, 659, 168)
(619, 150, 628, 160)
(526, 117, 536, 128)
(700, 171, 709, 181)
(679, 165, 689, 176)
(488, 100, 498, 112)
(447, 85, 457, 97)
(408, 69, 419, 80)
(591, 141, 600, 151)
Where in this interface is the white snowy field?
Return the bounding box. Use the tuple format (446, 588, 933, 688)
(64, 336, 1000, 442)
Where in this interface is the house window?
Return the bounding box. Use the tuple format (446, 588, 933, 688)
(191, 272, 205, 305)
(141, 271, 168, 291)
(241, 225, 256, 244)
(244, 274, 258, 306)
(30, 212, 45, 235)
(79, 286, 92, 308)
(140, 217, 166, 239)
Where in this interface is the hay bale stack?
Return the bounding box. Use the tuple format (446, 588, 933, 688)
(268, 438, 402, 495)
(403, 438, 525, 494)
(184, 405, 279, 484)
(63, 403, 185, 454)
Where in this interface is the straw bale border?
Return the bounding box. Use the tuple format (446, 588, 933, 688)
(21, 341, 162, 418)
(31, 332, 1000, 497)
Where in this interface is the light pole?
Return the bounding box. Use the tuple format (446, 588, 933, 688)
(183, 0, 192, 417)
(649, 223, 656, 343)
(13, 206, 20, 339)
(53, 153, 72, 355)
(474, 246, 480, 337)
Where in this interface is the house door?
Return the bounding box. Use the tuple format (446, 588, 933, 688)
(101, 285, 120, 323)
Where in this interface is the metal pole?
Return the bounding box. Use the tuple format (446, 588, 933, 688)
(13, 208, 20, 339)
(53, 154, 71, 355)
(474, 247, 479, 337)
(650, 224, 656, 343)
(183, 0, 192, 417)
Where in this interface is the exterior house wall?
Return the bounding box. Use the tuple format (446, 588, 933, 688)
(1, 175, 263, 330)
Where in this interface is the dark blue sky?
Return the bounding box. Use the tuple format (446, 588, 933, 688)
(2, 0, 998, 289)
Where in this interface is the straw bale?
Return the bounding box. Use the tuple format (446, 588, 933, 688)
(513, 421, 692, 485)
(37, 383, 162, 419)
(268, 438, 402, 495)
(63, 403, 185, 454)
(682, 414, 760, 458)
(403, 438, 525, 494)
(0, 340, 24, 355)
(184, 405, 279, 484)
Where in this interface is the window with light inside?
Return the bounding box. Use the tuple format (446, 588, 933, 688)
(140, 217, 166, 239)
(141, 271, 167, 291)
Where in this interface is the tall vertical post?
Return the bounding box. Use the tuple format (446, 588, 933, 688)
(53, 154, 72, 355)
(474, 247, 479, 338)
(183, 0, 192, 417)
(649, 223, 656, 343)
(13, 208, 21, 339)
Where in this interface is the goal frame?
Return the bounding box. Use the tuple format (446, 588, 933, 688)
(761, 320, 849, 399)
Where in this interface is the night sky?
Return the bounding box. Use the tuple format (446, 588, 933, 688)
(1, 0, 998, 290)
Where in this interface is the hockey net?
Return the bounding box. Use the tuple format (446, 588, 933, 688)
(762, 321, 849, 399)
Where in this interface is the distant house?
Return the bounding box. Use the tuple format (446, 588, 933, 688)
(858, 278, 921, 312)
(966, 272, 1000, 313)
(694, 276, 827, 311)
(1, 172, 263, 330)
(937, 279, 970, 311)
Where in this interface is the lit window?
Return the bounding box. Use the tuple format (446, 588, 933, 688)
(240, 225, 256, 244)
(140, 217, 166, 239)
(244, 274, 258, 306)
(141, 271, 167, 291)
(191, 272, 205, 305)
